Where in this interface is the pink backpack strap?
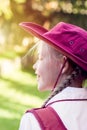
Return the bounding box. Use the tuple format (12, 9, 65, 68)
(26, 107, 67, 130)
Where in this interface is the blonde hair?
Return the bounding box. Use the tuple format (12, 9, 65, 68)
(41, 45, 87, 108)
(24, 40, 87, 107)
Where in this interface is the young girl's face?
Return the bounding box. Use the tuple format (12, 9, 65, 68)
(33, 42, 62, 91)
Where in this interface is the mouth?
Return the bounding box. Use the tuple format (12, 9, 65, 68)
(35, 71, 40, 80)
(37, 75, 40, 81)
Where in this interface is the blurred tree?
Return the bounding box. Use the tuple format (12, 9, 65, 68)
(0, 0, 87, 68)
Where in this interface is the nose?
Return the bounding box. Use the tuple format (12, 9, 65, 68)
(33, 61, 38, 70)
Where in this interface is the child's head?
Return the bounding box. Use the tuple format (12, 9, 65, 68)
(20, 21, 87, 107)
(33, 40, 87, 92)
(33, 41, 63, 91)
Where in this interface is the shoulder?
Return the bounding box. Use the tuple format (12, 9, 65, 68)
(19, 112, 41, 130)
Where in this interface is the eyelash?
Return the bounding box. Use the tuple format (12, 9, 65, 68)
(39, 57, 43, 60)
(39, 56, 43, 60)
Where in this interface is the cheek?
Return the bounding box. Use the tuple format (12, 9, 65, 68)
(37, 59, 49, 73)
(37, 58, 61, 91)
(48, 67, 56, 82)
(48, 60, 61, 80)
(45, 60, 61, 88)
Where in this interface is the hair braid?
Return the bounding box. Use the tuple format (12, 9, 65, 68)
(42, 66, 81, 108)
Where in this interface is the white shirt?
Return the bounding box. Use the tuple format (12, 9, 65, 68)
(19, 87, 87, 130)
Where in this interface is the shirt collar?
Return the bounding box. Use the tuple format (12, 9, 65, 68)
(47, 87, 87, 105)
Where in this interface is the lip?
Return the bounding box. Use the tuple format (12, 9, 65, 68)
(35, 71, 40, 80)
(37, 75, 40, 79)
(36, 74, 40, 81)
(35, 71, 39, 76)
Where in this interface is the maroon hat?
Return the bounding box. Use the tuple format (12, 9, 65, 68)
(19, 22, 87, 71)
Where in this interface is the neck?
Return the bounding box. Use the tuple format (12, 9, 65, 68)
(56, 73, 84, 89)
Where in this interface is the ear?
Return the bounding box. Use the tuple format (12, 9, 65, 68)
(61, 56, 69, 74)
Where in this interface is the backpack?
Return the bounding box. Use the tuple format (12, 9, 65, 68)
(26, 106, 67, 130)
(26, 98, 87, 130)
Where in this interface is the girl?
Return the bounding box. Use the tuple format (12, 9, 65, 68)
(19, 22, 87, 130)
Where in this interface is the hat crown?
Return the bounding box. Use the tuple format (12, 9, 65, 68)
(44, 22, 87, 62)
(20, 21, 87, 71)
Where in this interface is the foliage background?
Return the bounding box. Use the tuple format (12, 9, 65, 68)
(0, 0, 87, 130)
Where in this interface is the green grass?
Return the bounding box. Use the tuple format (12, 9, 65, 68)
(0, 69, 49, 130)
(0, 50, 18, 59)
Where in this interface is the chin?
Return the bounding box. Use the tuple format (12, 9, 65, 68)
(38, 85, 51, 92)
(38, 87, 46, 92)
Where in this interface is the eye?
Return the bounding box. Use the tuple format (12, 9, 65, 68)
(39, 55, 43, 60)
(39, 57, 43, 60)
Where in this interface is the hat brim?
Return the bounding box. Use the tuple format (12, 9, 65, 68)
(19, 22, 87, 71)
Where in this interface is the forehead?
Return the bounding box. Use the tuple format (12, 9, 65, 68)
(38, 41, 61, 56)
(38, 41, 50, 56)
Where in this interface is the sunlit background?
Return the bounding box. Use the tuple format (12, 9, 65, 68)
(0, 0, 87, 130)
